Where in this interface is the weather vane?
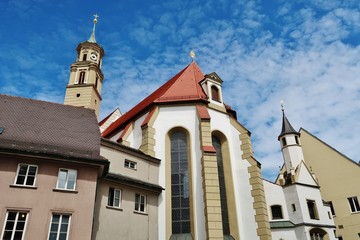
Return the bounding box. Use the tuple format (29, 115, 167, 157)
(190, 50, 196, 61)
(280, 99, 285, 112)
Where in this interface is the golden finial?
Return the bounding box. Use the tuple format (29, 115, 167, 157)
(190, 50, 196, 61)
(93, 14, 99, 24)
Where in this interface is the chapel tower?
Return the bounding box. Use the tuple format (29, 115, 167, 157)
(277, 102, 305, 184)
(64, 15, 105, 117)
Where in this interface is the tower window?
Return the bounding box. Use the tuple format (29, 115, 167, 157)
(271, 205, 283, 219)
(295, 136, 300, 144)
(282, 137, 287, 147)
(211, 85, 220, 102)
(95, 76, 99, 89)
(78, 71, 85, 84)
(292, 204, 296, 212)
(307, 200, 319, 220)
(76, 93, 80, 98)
(82, 54, 87, 61)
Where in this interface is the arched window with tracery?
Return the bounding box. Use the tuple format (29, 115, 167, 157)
(212, 135, 230, 235)
(171, 131, 191, 235)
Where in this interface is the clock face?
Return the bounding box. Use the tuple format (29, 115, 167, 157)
(90, 53, 98, 61)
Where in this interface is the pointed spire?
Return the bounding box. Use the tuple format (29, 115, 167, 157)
(278, 101, 300, 140)
(87, 14, 99, 43)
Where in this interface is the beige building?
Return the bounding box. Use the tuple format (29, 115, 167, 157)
(0, 94, 108, 240)
(300, 128, 360, 240)
(92, 139, 163, 240)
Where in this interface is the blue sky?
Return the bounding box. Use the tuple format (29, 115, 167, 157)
(1, 0, 360, 180)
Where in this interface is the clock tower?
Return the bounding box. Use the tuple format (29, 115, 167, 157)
(64, 15, 105, 118)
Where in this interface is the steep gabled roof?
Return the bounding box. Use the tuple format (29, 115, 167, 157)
(102, 61, 207, 138)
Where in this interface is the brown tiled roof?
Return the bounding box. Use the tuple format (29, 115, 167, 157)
(0, 94, 102, 160)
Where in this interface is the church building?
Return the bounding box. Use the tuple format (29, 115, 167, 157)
(2, 15, 358, 240)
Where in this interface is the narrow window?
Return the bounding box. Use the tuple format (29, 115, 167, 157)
(14, 164, 38, 186)
(211, 85, 220, 102)
(171, 131, 190, 234)
(348, 197, 360, 213)
(108, 188, 121, 208)
(48, 214, 70, 240)
(282, 137, 287, 147)
(82, 54, 87, 61)
(292, 204, 296, 212)
(56, 169, 77, 191)
(95, 76, 99, 89)
(78, 71, 85, 84)
(134, 194, 146, 213)
(295, 136, 300, 144)
(1, 211, 28, 240)
(329, 201, 336, 216)
(212, 135, 230, 235)
(124, 160, 137, 170)
(271, 205, 283, 219)
(307, 200, 319, 220)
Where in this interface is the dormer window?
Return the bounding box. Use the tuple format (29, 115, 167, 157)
(211, 85, 220, 102)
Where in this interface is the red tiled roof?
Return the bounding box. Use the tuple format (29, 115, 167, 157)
(102, 61, 208, 138)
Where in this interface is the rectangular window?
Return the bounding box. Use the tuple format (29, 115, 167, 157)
(271, 205, 283, 219)
(291, 204, 296, 212)
(14, 164, 37, 186)
(48, 214, 70, 240)
(82, 54, 87, 61)
(108, 188, 121, 208)
(56, 169, 77, 191)
(307, 200, 319, 220)
(348, 196, 360, 213)
(124, 160, 137, 170)
(1, 211, 28, 240)
(135, 194, 146, 213)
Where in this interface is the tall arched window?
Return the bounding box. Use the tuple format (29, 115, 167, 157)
(212, 135, 230, 235)
(78, 71, 85, 84)
(171, 131, 190, 234)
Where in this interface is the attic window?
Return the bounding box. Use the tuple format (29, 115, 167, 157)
(211, 85, 220, 102)
(0, 127, 4, 134)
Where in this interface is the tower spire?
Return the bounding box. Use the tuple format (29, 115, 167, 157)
(278, 100, 299, 140)
(88, 14, 99, 43)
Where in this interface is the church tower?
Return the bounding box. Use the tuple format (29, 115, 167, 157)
(278, 103, 304, 175)
(64, 15, 105, 118)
